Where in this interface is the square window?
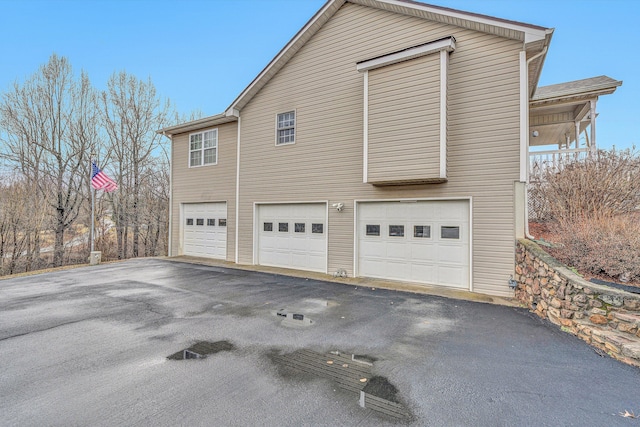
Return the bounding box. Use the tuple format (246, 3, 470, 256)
(366, 224, 380, 236)
(389, 225, 404, 237)
(186, 218, 194, 226)
(196, 218, 204, 226)
(263, 222, 273, 232)
(189, 129, 218, 167)
(207, 219, 215, 226)
(295, 223, 305, 233)
(441, 226, 460, 239)
(279, 222, 289, 232)
(312, 223, 324, 234)
(414, 225, 431, 238)
(276, 111, 295, 145)
(219, 219, 227, 227)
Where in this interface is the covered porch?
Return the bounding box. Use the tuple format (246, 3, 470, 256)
(528, 75, 622, 181)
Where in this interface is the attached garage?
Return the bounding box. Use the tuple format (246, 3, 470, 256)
(182, 202, 227, 259)
(357, 200, 470, 289)
(256, 203, 327, 273)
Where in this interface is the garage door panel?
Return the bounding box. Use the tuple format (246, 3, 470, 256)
(358, 200, 469, 289)
(257, 204, 327, 273)
(183, 203, 227, 260)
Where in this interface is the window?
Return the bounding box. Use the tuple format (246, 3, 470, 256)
(441, 226, 460, 239)
(366, 224, 380, 236)
(389, 225, 404, 237)
(264, 222, 273, 232)
(219, 219, 227, 227)
(276, 111, 295, 145)
(189, 129, 217, 167)
(312, 223, 324, 234)
(207, 219, 215, 226)
(414, 225, 431, 238)
(196, 218, 204, 226)
(279, 222, 289, 232)
(295, 223, 305, 233)
(186, 218, 194, 225)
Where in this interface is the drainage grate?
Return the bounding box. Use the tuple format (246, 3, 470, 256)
(274, 309, 314, 326)
(167, 340, 235, 360)
(270, 349, 411, 421)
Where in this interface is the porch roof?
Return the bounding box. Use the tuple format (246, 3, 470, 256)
(529, 76, 622, 148)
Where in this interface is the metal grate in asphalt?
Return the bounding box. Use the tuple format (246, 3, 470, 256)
(271, 349, 411, 421)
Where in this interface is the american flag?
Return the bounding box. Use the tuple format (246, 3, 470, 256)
(91, 162, 118, 192)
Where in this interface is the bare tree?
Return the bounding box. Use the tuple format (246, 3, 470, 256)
(101, 71, 171, 259)
(0, 54, 99, 267)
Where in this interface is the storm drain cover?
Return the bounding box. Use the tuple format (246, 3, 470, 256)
(167, 340, 235, 360)
(274, 309, 314, 326)
(270, 349, 411, 421)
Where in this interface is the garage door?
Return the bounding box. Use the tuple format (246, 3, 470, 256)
(357, 200, 469, 289)
(257, 203, 327, 273)
(183, 202, 227, 259)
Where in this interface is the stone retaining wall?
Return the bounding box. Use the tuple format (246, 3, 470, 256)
(515, 238, 640, 367)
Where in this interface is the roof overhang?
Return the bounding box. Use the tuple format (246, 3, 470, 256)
(529, 76, 622, 147)
(157, 112, 238, 137)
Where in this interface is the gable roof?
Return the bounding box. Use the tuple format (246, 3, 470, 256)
(226, 0, 553, 116)
(161, 0, 553, 136)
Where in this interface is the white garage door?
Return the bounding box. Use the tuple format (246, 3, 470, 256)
(257, 203, 327, 273)
(183, 202, 227, 259)
(357, 200, 470, 289)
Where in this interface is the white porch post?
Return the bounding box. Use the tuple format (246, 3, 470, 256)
(589, 99, 597, 155)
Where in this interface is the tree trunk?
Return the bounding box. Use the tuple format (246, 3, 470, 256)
(53, 208, 65, 267)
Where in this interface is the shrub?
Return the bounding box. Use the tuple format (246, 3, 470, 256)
(549, 214, 640, 283)
(536, 148, 640, 224)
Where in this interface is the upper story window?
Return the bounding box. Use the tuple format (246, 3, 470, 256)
(189, 129, 217, 167)
(276, 111, 295, 145)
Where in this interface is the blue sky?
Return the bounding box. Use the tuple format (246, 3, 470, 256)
(1, 0, 637, 150)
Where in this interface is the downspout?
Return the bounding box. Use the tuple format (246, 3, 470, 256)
(523, 46, 547, 240)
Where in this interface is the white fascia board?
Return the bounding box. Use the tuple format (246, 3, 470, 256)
(356, 37, 455, 72)
(374, 0, 548, 44)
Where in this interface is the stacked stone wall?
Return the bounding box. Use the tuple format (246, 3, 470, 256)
(515, 239, 640, 368)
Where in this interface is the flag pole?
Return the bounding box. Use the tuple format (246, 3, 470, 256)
(90, 156, 95, 252)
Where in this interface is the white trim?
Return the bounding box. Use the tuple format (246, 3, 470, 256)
(188, 128, 219, 168)
(353, 197, 473, 292)
(235, 116, 241, 263)
(357, 37, 455, 72)
(439, 49, 448, 179)
(468, 196, 474, 292)
(275, 110, 296, 146)
(368, 0, 548, 44)
(168, 134, 173, 256)
(363, 70, 368, 183)
(519, 51, 528, 183)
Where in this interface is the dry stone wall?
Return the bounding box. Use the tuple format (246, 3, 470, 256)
(515, 239, 640, 368)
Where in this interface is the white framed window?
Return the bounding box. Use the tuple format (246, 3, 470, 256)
(189, 129, 217, 167)
(276, 111, 295, 145)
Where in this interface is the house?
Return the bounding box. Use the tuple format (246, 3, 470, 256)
(159, 0, 621, 297)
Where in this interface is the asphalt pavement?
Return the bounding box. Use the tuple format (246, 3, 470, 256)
(0, 259, 638, 426)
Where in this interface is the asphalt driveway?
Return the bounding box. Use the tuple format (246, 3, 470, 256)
(0, 259, 638, 426)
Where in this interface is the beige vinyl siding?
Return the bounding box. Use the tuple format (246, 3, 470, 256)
(236, 3, 522, 296)
(367, 54, 441, 183)
(170, 122, 237, 260)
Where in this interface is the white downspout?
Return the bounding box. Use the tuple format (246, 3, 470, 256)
(522, 46, 547, 240)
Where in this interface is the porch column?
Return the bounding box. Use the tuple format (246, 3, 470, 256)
(575, 120, 580, 149)
(590, 99, 597, 155)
